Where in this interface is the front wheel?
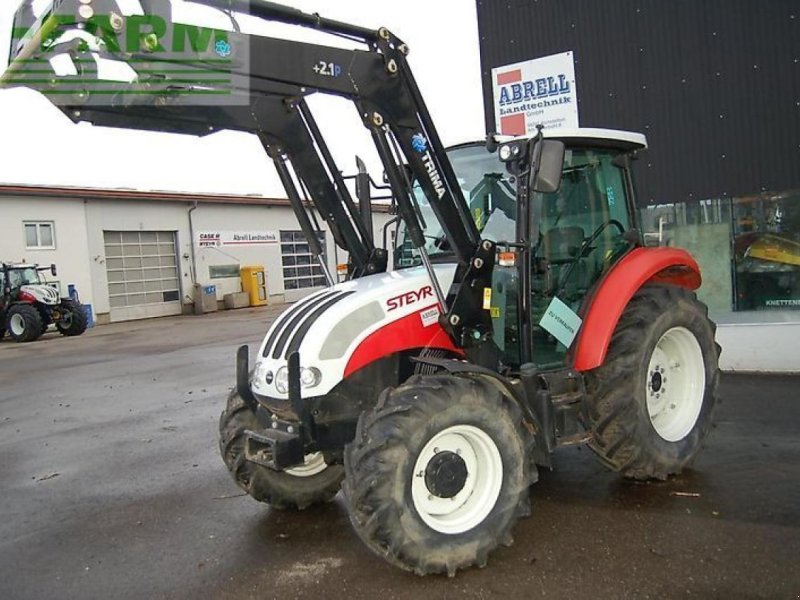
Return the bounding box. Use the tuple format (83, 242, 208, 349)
(585, 284, 720, 480)
(6, 304, 44, 343)
(56, 300, 88, 337)
(218, 391, 344, 510)
(343, 375, 535, 576)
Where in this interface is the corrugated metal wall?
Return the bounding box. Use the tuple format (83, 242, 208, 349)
(477, 0, 800, 204)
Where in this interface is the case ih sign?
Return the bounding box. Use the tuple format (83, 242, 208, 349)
(198, 231, 278, 248)
(491, 51, 579, 136)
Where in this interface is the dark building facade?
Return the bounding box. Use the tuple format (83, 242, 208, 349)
(477, 0, 800, 315)
(477, 0, 799, 204)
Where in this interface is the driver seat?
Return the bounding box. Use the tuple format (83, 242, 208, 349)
(538, 226, 589, 301)
(540, 226, 585, 264)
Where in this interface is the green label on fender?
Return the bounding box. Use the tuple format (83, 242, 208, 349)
(539, 297, 582, 348)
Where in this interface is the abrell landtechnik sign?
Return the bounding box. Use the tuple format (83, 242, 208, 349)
(492, 51, 579, 136)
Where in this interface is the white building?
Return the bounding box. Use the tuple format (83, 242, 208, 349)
(0, 183, 391, 324)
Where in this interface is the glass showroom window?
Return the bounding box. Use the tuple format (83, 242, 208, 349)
(733, 189, 800, 311)
(640, 199, 734, 315)
(641, 189, 800, 314)
(24, 221, 55, 249)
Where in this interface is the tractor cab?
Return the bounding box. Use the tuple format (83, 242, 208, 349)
(1, 262, 57, 302)
(395, 129, 647, 368)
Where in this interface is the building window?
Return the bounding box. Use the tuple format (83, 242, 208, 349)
(280, 230, 328, 290)
(24, 221, 55, 249)
(209, 264, 241, 279)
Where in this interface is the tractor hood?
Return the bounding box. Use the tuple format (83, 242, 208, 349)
(251, 264, 459, 400)
(20, 284, 60, 305)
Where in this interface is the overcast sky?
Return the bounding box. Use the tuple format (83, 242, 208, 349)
(0, 0, 484, 196)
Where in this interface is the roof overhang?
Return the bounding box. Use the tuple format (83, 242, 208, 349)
(0, 183, 392, 212)
(454, 128, 648, 153)
(542, 128, 648, 152)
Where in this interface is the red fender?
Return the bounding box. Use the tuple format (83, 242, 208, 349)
(344, 305, 462, 377)
(572, 247, 702, 372)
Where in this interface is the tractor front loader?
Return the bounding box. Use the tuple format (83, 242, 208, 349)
(4, 0, 719, 575)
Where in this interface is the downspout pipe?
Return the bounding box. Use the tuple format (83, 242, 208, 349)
(188, 201, 199, 284)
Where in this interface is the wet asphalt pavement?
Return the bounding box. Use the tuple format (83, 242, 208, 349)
(0, 307, 798, 600)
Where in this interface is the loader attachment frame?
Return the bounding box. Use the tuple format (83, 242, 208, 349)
(4, 0, 493, 352)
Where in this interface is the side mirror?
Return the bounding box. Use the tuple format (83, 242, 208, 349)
(51, 264, 57, 277)
(529, 139, 566, 193)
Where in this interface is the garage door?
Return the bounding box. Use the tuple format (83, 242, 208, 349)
(280, 230, 329, 302)
(104, 231, 182, 322)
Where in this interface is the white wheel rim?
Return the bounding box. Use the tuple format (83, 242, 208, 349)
(411, 425, 503, 535)
(646, 326, 706, 442)
(284, 452, 328, 478)
(10, 313, 26, 335)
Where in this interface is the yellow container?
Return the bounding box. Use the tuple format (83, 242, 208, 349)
(240, 265, 268, 306)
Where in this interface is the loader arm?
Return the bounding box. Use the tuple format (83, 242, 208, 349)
(3, 0, 494, 351)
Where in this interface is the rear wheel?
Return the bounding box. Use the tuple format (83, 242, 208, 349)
(585, 284, 720, 480)
(6, 304, 44, 343)
(218, 390, 344, 510)
(56, 300, 88, 337)
(343, 375, 535, 576)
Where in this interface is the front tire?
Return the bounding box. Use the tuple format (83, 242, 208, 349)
(585, 284, 720, 480)
(218, 390, 344, 510)
(343, 375, 535, 576)
(6, 304, 44, 343)
(56, 300, 88, 337)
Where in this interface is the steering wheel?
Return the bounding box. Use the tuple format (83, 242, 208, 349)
(578, 219, 626, 258)
(553, 219, 626, 299)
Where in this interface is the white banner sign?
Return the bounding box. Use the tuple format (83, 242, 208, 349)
(492, 51, 579, 136)
(198, 231, 279, 247)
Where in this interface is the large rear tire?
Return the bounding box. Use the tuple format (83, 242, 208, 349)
(585, 284, 720, 480)
(218, 390, 344, 510)
(6, 304, 44, 343)
(343, 374, 535, 576)
(56, 300, 88, 337)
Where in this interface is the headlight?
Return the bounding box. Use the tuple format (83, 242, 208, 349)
(300, 367, 322, 389)
(273, 365, 321, 394)
(275, 366, 289, 394)
(499, 144, 513, 161)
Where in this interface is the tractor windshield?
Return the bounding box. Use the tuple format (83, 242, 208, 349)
(396, 144, 516, 267)
(4, 267, 41, 289)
